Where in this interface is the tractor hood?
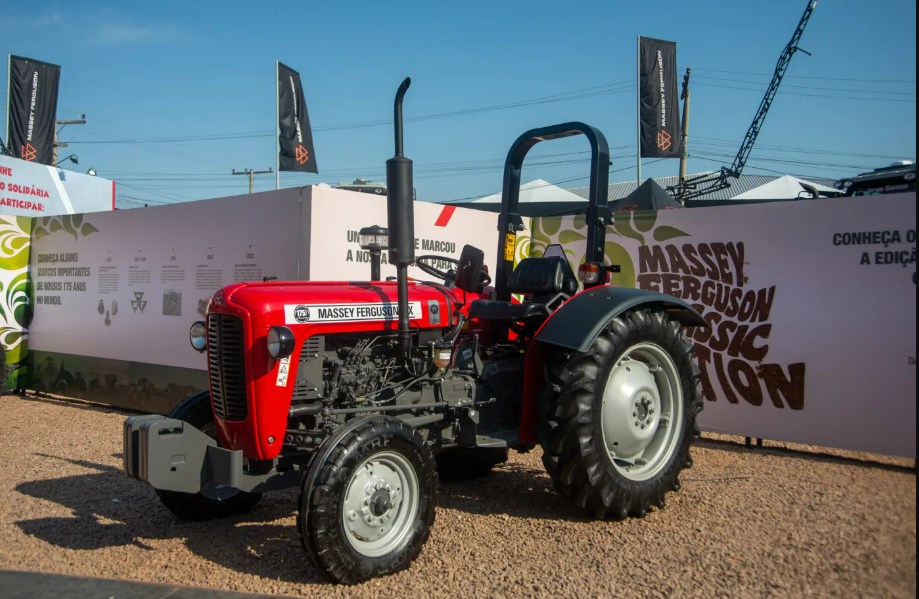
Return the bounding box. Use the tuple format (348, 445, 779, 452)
(211, 280, 458, 332)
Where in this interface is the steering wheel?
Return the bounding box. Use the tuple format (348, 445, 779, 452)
(414, 255, 492, 287)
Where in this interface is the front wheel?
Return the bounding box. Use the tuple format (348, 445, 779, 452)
(155, 391, 262, 521)
(538, 308, 702, 520)
(299, 417, 437, 584)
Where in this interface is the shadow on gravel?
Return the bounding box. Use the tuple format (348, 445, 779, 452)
(13, 453, 331, 586)
(437, 460, 588, 522)
(14, 392, 133, 416)
(695, 437, 916, 474)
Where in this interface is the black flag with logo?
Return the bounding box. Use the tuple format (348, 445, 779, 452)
(639, 38, 681, 158)
(7, 55, 61, 165)
(277, 62, 317, 173)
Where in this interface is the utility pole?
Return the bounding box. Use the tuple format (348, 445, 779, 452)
(233, 167, 274, 194)
(53, 114, 87, 165)
(678, 68, 691, 205)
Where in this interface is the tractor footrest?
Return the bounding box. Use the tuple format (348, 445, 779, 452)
(469, 300, 548, 321)
(474, 434, 508, 448)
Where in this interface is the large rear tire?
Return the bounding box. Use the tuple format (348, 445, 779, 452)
(537, 308, 702, 520)
(299, 417, 437, 584)
(155, 391, 262, 521)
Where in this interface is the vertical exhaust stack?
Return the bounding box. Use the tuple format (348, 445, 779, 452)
(386, 77, 415, 353)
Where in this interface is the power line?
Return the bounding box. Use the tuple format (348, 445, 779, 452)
(66, 81, 635, 146)
(689, 67, 916, 84)
(694, 81, 916, 103)
(693, 74, 915, 96)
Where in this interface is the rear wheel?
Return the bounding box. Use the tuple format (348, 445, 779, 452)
(299, 417, 437, 584)
(155, 391, 262, 521)
(538, 308, 702, 519)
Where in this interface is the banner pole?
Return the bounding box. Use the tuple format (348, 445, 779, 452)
(636, 36, 641, 188)
(275, 60, 280, 190)
(5, 55, 10, 146)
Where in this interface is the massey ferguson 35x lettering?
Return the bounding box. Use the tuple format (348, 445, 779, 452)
(123, 78, 705, 584)
(284, 301, 421, 324)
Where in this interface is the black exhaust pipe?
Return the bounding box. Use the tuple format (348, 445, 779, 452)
(386, 77, 415, 353)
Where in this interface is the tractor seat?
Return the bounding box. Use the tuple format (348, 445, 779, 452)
(468, 256, 577, 322)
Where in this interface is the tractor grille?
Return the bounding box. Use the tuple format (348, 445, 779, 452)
(207, 314, 248, 421)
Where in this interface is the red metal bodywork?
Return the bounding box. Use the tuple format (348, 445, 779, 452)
(207, 280, 482, 460)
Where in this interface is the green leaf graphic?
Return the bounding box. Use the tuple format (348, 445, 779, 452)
(1, 250, 29, 271)
(653, 225, 691, 242)
(1, 329, 22, 348)
(539, 216, 562, 237)
(81, 223, 99, 236)
(62, 216, 77, 239)
(633, 211, 658, 233)
(605, 241, 637, 288)
(11, 273, 33, 328)
(612, 218, 645, 245)
(49, 220, 63, 233)
(559, 229, 587, 246)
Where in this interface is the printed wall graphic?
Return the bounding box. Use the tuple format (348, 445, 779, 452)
(28, 190, 304, 371)
(306, 188, 499, 281)
(530, 194, 916, 457)
(20, 184, 915, 456)
(27, 189, 305, 412)
(26, 186, 498, 413)
(1, 154, 115, 216)
(0, 215, 33, 389)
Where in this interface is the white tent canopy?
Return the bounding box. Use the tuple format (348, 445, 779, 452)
(466, 179, 587, 205)
(732, 175, 839, 200)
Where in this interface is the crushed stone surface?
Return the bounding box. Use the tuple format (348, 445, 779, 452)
(1, 393, 915, 598)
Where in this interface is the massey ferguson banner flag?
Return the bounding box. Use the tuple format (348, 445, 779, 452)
(7, 55, 61, 165)
(639, 38, 681, 158)
(277, 62, 318, 173)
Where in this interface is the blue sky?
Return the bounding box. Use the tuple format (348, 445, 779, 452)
(3, 0, 916, 208)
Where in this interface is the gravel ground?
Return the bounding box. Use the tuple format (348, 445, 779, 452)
(1, 392, 915, 598)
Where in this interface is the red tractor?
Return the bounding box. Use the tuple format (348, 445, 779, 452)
(123, 79, 705, 583)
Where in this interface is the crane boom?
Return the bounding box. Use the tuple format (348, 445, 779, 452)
(673, 0, 819, 201)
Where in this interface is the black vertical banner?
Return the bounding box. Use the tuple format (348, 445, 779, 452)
(277, 62, 318, 173)
(7, 55, 61, 165)
(639, 38, 681, 158)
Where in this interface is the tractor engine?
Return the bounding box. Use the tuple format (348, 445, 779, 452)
(324, 336, 403, 407)
(201, 279, 478, 461)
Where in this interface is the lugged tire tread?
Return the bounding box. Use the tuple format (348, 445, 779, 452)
(536, 308, 703, 520)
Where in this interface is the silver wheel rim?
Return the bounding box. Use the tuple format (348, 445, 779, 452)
(342, 451, 419, 557)
(600, 342, 684, 482)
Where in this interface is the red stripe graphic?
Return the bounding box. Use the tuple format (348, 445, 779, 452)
(434, 205, 456, 227)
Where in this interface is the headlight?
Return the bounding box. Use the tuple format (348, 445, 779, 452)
(267, 326, 296, 359)
(189, 321, 207, 352)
